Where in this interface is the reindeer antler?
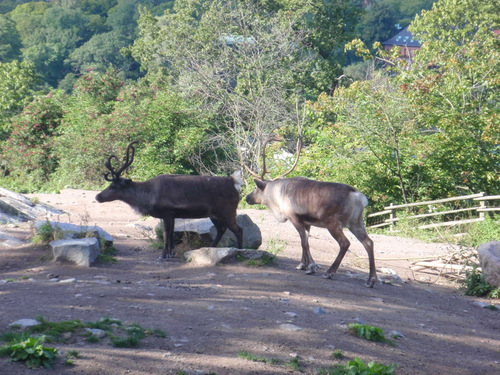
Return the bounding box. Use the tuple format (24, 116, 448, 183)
(104, 141, 139, 181)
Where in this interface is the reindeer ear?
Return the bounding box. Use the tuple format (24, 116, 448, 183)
(255, 179, 266, 190)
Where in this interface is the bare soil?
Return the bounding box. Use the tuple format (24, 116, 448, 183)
(0, 189, 499, 375)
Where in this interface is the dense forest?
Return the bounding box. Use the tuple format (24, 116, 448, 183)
(0, 0, 498, 213)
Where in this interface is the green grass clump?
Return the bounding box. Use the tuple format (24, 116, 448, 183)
(347, 323, 394, 346)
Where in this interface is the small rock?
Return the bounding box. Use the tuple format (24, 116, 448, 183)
(60, 278, 77, 283)
(314, 307, 326, 315)
(85, 328, 107, 338)
(9, 319, 41, 329)
(284, 312, 297, 318)
(389, 330, 405, 339)
(280, 323, 302, 331)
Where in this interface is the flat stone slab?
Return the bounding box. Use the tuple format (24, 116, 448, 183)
(51, 237, 101, 267)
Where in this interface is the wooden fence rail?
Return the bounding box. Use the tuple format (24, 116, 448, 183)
(366, 192, 500, 231)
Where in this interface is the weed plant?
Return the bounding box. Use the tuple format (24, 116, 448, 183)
(320, 357, 397, 375)
(238, 350, 301, 370)
(0, 336, 57, 369)
(347, 323, 395, 346)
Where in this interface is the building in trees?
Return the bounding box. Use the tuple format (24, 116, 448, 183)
(382, 27, 421, 60)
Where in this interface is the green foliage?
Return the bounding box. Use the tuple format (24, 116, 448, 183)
(461, 265, 500, 299)
(348, 323, 393, 345)
(332, 349, 345, 359)
(266, 236, 286, 257)
(0, 60, 40, 137)
(1, 93, 63, 186)
(238, 252, 277, 267)
(30, 315, 84, 339)
(461, 217, 500, 249)
(0, 336, 58, 369)
(32, 220, 63, 244)
(238, 350, 282, 366)
(405, 0, 500, 196)
(323, 357, 397, 375)
(0, 15, 22, 62)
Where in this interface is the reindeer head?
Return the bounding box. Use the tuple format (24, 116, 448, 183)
(95, 141, 138, 203)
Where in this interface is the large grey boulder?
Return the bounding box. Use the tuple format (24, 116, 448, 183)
(211, 214, 262, 249)
(0, 187, 64, 224)
(0, 231, 26, 248)
(173, 214, 262, 249)
(477, 241, 500, 288)
(50, 237, 100, 267)
(184, 247, 272, 266)
(35, 221, 113, 244)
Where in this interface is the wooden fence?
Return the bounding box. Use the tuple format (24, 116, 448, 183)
(366, 193, 500, 231)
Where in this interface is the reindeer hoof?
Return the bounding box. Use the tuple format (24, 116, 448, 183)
(322, 272, 333, 279)
(296, 263, 307, 270)
(305, 263, 319, 275)
(158, 254, 173, 261)
(365, 277, 378, 288)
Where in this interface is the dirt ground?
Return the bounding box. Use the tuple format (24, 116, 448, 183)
(0, 189, 499, 375)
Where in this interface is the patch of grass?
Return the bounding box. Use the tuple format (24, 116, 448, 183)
(347, 323, 395, 346)
(286, 356, 301, 371)
(64, 350, 79, 366)
(66, 350, 79, 358)
(85, 334, 100, 343)
(29, 315, 84, 340)
(241, 252, 277, 267)
(266, 236, 286, 256)
(331, 349, 344, 359)
(110, 335, 140, 348)
(97, 245, 118, 263)
(86, 317, 122, 331)
(320, 357, 397, 375)
(32, 220, 63, 244)
(238, 350, 281, 365)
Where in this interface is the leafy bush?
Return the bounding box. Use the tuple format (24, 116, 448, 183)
(1, 94, 63, 190)
(461, 265, 500, 299)
(323, 357, 397, 375)
(0, 337, 58, 369)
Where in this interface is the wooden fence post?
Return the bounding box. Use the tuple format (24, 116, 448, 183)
(389, 203, 395, 232)
(478, 192, 486, 220)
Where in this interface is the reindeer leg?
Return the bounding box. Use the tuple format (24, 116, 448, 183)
(209, 218, 226, 247)
(350, 225, 378, 288)
(323, 222, 350, 280)
(160, 216, 175, 260)
(291, 221, 317, 274)
(226, 216, 243, 249)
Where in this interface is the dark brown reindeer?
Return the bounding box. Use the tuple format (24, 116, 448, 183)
(245, 137, 377, 287)
(96, 141, 243, 259)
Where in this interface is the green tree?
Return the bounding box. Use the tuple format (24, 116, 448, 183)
(54, 69, 205, 188)
(301, 73, 421, 209)
(1, 93, 63, 189)
(131, 0, 338, 175)
(405, 0, 500, 195)
(0, 60, 40, 138)
(0, 15, 22, 62)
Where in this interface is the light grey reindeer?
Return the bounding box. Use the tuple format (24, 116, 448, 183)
(245, 136, 377, 287)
